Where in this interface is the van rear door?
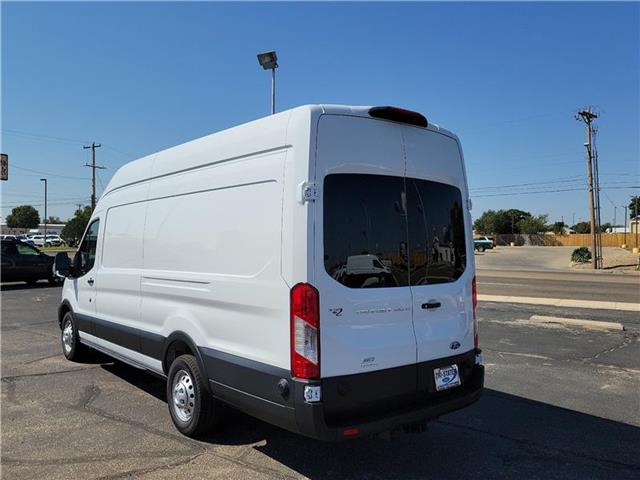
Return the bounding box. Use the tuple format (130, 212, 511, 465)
(314, 115, 417, 379)
(403, 128, 475, 365)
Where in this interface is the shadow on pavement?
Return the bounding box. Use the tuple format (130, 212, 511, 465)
(0, 281, 61, 292)
(101, 361, 640, 479)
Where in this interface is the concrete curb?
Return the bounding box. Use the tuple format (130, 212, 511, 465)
(477, 294, 640, 312)
(529, 315, 625, 331)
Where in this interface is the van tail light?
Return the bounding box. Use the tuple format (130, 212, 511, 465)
(472, 276, 478, 349)
(291, 283, 320, 379)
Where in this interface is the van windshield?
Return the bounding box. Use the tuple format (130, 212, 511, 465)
(323, 173, 466, 288)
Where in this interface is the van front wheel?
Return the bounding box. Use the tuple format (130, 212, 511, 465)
(167, 354, 219, 437)
(61, 312, 90, 361)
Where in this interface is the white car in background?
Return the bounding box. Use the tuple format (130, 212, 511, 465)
(45, 235, 64, 247)
(31, 234, 64, 247)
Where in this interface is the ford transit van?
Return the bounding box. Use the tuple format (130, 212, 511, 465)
(55, 105, 484, 440)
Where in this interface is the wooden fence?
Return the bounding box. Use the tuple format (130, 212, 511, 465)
(494, 233, 639, 248)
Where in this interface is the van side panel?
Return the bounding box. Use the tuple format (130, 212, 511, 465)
(279, 106, 317, 289)
(96, 200, 147, 339)
(140, 149, 290, 370)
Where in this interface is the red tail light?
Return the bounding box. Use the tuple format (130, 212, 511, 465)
(291, 283, 320, 379)
(472, 276, 478, 348)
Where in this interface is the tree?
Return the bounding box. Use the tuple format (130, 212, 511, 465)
(45, 216, 63, 224)
(599, 222, 613, 233)
(572, 221, 591, 234)
(516, 214, 549, 234)
(6, 205, 40, 229)
(570, 221, 613, 234)
(473, 209, 498, 234)
(552, 221, 566, 235)
(62, 207, 92, 245)
(473, 209, 533, 234)
(630, 196, 640, 218)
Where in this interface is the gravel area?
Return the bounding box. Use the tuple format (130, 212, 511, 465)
(572, 247, 640, 271)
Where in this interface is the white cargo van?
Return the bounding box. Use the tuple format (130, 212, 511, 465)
(55, 105, 483, 440)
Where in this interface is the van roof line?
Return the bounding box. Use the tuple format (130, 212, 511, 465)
(102, 105, 457, 197)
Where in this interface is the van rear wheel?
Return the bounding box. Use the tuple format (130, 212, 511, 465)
(167, 354, 219, 437)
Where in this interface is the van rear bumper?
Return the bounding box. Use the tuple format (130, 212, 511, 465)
(204, 348, 483, 442)
(292, 362, 484, 441)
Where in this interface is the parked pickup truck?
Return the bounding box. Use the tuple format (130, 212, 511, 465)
(473, 236, 494, 252)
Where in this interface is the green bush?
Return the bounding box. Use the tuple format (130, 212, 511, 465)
(571, 247, 592, 263)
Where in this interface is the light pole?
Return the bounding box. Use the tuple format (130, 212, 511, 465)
(40, 178, 47, 242)
(257, 51, 278, 115)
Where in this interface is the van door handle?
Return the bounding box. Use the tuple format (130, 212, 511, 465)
(421, 301, 441, 310)
(87, 278, 94, 286)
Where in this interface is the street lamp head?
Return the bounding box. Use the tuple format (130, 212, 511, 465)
(40, 178, 46, 182)
(257, 51, 278, 70)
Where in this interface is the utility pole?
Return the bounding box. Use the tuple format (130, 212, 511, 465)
(83, 142, 105, 211)
(576, 108, 599, 269)
(634, 195, 640, 248)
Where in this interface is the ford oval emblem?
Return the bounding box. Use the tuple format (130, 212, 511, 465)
(449, 341, 461, 350)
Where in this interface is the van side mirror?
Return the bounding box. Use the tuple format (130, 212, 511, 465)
(54, 252, 72, 278)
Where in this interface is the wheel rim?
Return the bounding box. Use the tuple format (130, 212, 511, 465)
(62, 321, 74, 354)
(172, 369, 196, 422)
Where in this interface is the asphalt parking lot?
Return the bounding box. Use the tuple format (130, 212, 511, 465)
(2, 283, 639, 480)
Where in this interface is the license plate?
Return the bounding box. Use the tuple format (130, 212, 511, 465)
(434, 364, 461, 391)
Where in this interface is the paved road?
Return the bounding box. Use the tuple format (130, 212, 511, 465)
(2, 284, 639, 479)
(477, 269, 640, 305)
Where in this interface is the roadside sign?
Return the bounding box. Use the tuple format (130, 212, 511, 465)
(0, 153, 7, 181)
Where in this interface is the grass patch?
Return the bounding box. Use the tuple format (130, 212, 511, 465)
(40, 246, 74, 252)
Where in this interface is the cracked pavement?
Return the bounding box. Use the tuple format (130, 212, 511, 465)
(1, 283, 639, 479)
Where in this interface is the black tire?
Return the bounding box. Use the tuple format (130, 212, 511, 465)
(167, 354, 219, 437)
(478, 245, 485, 252)
(61, 312, 90, 361)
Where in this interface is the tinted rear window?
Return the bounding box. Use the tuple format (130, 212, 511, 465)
(323, 174, 466, 288)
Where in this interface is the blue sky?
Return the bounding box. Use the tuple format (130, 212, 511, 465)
(2, 2, 639, 225)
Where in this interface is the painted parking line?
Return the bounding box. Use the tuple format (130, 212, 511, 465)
(477, 294, 640, 312)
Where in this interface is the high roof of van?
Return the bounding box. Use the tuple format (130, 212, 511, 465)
(102, 104, 457, 197)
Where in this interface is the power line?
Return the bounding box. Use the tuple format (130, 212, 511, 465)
(0, 198, 90, 209)
(470, 176, 585, 191)
(471, 185, 637, 198)
(1, 128, 89, 145)
(10, 165, 90, 181)
(471, 180, 637, 194)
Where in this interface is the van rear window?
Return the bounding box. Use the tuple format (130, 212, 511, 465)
(323, 174, 466, 288)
